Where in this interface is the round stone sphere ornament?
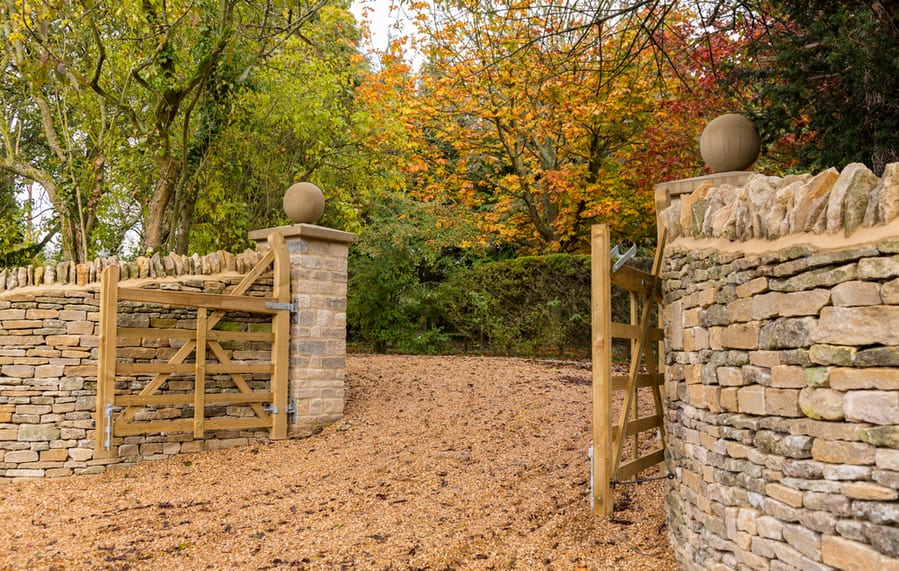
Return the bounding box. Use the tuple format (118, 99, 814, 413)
(699, 114, 761, 173)
(283, 182, 325, 224)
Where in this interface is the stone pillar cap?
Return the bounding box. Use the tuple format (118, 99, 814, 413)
(248, 224, 357, 244)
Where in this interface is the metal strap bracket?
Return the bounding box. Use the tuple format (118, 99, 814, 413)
(610, 244, 637, 273)
(265, 301, 297, 312)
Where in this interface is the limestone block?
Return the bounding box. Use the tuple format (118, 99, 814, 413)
(829, 367, 899, 390)
(771, 366, 806, 388)
(858, 255, 899, 280)
(17, 424, 60, 442)
(759, 317, 817, 350)
(823, 463, 872, 480)
(864, 524, 899, 559)
(771, 263, 858, 293)
(825, 163, 878, 234)
(766, 388, 802, 417)
(755, 515, 784, 540)
(842, 482, 898, 501)
(811, 439, 875, 465)
(736, 277, 769, 298)
(812, 306, 899, 345)
(832, 280, 882, 306)
(862, 426, 899, 448)
(809, 344, 857, 366)
(876, 449, 899, 471)
(845, 390, 899, 425)
(766, 482, 804, 507)
(883, 278, 899, 304)
(799, 387, 845, 421)
(727, 298, 753, 322)
(876, 162, 899, 223)
(738, 385, 766, 415)
(851, 501, 899, 525)
(722, 321, 761, 350)
(855, 346, 899, 367)
(766, 180, 801, 238)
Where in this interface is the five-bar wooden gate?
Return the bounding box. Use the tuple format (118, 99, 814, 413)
(95, 232, 292, 456)
(591, 224, 667, 515)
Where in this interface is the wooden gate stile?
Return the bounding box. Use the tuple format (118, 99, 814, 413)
(95, 232, 291, 456)
(591, 224, 667, 515)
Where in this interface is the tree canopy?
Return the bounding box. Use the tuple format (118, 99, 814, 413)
(0, 0, 896, 268)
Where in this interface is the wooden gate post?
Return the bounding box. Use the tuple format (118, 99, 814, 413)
(95, 264, 119, 457)
(591, 225, 613, 515)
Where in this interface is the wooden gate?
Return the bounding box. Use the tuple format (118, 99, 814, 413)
(95, 232, 292, 456)
(591, 224, 667, 515)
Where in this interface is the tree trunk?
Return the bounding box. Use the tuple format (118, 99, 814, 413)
(144, 154, 180, 252)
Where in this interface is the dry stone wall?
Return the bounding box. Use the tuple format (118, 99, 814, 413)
(661, 163, 899, 571)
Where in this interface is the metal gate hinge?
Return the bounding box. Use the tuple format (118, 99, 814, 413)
(264, 402, 296, 415)
(265, 301, 297, 312)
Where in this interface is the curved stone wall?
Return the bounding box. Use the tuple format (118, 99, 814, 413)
(661, 164, 899, 571)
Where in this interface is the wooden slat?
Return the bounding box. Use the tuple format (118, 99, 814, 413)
(591, 224, 613, 515)
(269, 232, 289, 440)
(95, 265, 120, 457)
(113, 416, 273, 436)
(114, 392, 273, 406)
(615, 448, 665, 482)
(609, 322, 664, 342)
(194, 309, 207, 438)
(112, 418, 193, 436)
(614, 415, 663, 438)
(118, 327, 274, 342)
(118, 287, 280, 314)
(116, 363, 274, 375)
(611, 373, 664, 392)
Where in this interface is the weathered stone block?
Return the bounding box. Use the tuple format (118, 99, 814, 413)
(17, 424, 60, 442)
(813, 306, 899, 345)
(845, 391, 899, 425)
(766, 388, 802, 417)
(810, 345, 857, 366)
(829, 368, 899, 390)
(858, 255, 899, 280)
(770, 263, 858, 293)
(863, 426, 899, 449)
(799, 387, 845, 421)
(722, 322, 761, 350)
(760, 318, 817, 350)
(811, 439, 875, 465)
(767, 482, 804, 507)
(783, 524, 821, 560)
(822, 535, 882, 571)
(771, 365, 806, 388)
(738, 385, 766, 415)
(855, 346, 899, 367)
(832, 280, 882, 306)
(843, 482, 899, 501)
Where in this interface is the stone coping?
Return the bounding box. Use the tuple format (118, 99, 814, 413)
(668, 214, 899, 256)
(248, 224, 357, 244)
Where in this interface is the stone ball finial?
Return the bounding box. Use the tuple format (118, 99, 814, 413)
(700, 114, 761, 173)
(283, 182, 325, 224)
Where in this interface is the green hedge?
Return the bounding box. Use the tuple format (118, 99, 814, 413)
(348, 249, 652, 359)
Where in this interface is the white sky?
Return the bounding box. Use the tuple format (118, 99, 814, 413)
(350, 0, 422, 66)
